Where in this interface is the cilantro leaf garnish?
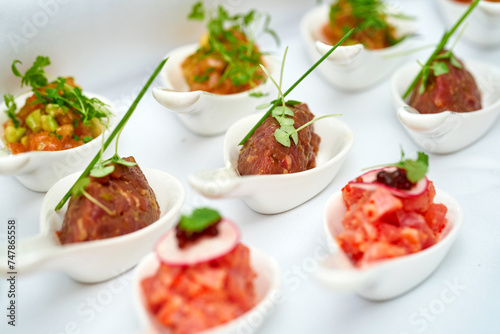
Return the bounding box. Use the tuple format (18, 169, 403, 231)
(403, 0, 480, 99)
(178, 208, 221, 234)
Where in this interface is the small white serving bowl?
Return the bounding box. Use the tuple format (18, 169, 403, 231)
(0, 92, 117, 192)
(437, 0, 500, 47)
(152, 43, 280, 136)
(300, 3, 417, 92)
(0, 168, 185, 283)
(391, 60, 500, 154)
(188, 111, 354, 214)
(315, 188, 463, 301)
(133, 247, 281, 334)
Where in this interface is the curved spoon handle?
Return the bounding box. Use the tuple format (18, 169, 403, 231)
(189, 167, 244, 198)
(0, 153, 30, 175)
(152, 87, 203, 114)
(315, 41, 364, 66)
(0, 233, 61, 276)
(397, 106, 461, 136)
(314, 252, 376, 291)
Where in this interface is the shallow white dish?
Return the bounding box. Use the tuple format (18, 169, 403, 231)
(300, 3, 416, 92)
(188, 111, 354, 214)
(437, 0, 500, 47)
(152, 43, 280, 136)
(315, 188, 463, 301)
(391, 60, 500, 154)
(133, 247, 281, 334)
(0, 91, 117, 192)
(0, 168, 185, 283)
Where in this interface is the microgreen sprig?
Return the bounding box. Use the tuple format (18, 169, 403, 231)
(364, 149, 429, 183)
(239, 28, 354, 146)
(403, 0, 480, 99)
(258, 47, 341, 147)
(187, 2, 279, 90)
(55, 58, 168, 211)
(5, 56, 112, 127)
(71, 178, 115, 216)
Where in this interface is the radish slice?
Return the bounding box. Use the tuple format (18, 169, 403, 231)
(155, 218, 241, 267)
(349, 167, 428, 198)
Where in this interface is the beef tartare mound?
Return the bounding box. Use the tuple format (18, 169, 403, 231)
(142, 243, 256, 334)
(57, 157, 160, 244)
(408, 51, 482, 114)
(238, 103, 320, 175)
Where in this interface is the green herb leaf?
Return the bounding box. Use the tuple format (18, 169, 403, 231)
(12, 56, 51, 88)
(49, 131, 62, 140)
(82, 136, 93, 143)
(249, 92, 268, 98)
(72, 133, 81, 141)
(450, 54, 462, 69)
(110, 155, 138, 167)
(178, 208, 221, 233)
(430, 61, 449, 76)
(273, 128, 291, 147)
(188, 1, 205, 20)
(394, 151, 429, 183)
(72, 177, 90, 197)
(90, 164, 114, 178)
(3, 94, 19, 128)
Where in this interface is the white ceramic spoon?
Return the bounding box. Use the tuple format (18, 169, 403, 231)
(0, 168, 185, 283)
(152, 43, 280, 136)
(133, 247, 281, 334)
(391, 60, 500, 154)
(300, 3, 417, 91)
(437, 0, 500, 47)
(188, 112, 354, 214)
(315, 189, 463, 301)
(0, 92, 118, 192)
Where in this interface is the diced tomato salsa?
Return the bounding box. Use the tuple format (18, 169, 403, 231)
(141, 244, 256, 334)
(336, 181, 448, 267)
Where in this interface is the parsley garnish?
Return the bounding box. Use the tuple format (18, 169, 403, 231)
(49, 131, 62, 140)
(178, 208, 221, 234)
(366, 150, 429, 183)
(186, 2, 279, 89)
(403, 0, 480, 99)
(82, 136, 93, 143)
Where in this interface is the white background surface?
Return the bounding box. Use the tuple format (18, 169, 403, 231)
(1, 0, 500, 333)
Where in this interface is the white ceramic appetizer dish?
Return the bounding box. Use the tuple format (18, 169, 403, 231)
(391, 60, 500, 154)
(437, 0, 500, 47)
(152, 44, 280, 136)
(0, 168, 185, 283)
(188, 112, 354, 214)
(0, 92, 117, 192)
(300, 4, 417, 92)
(133, 247, 281, 334)
(315, 189, 463, 301)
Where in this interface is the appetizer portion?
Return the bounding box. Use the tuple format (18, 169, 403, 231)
(321, 0, 403, 49)
(57, 157, 160, 244)
(407, 50, 481, 114)
(403, 0, 482, 114)
(2, 56, 110, 154)
(238, 103, 320, 175)
(181, 2, 278, 94)
(336, 152, 448, 267)
(142, 208, 256, 334)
